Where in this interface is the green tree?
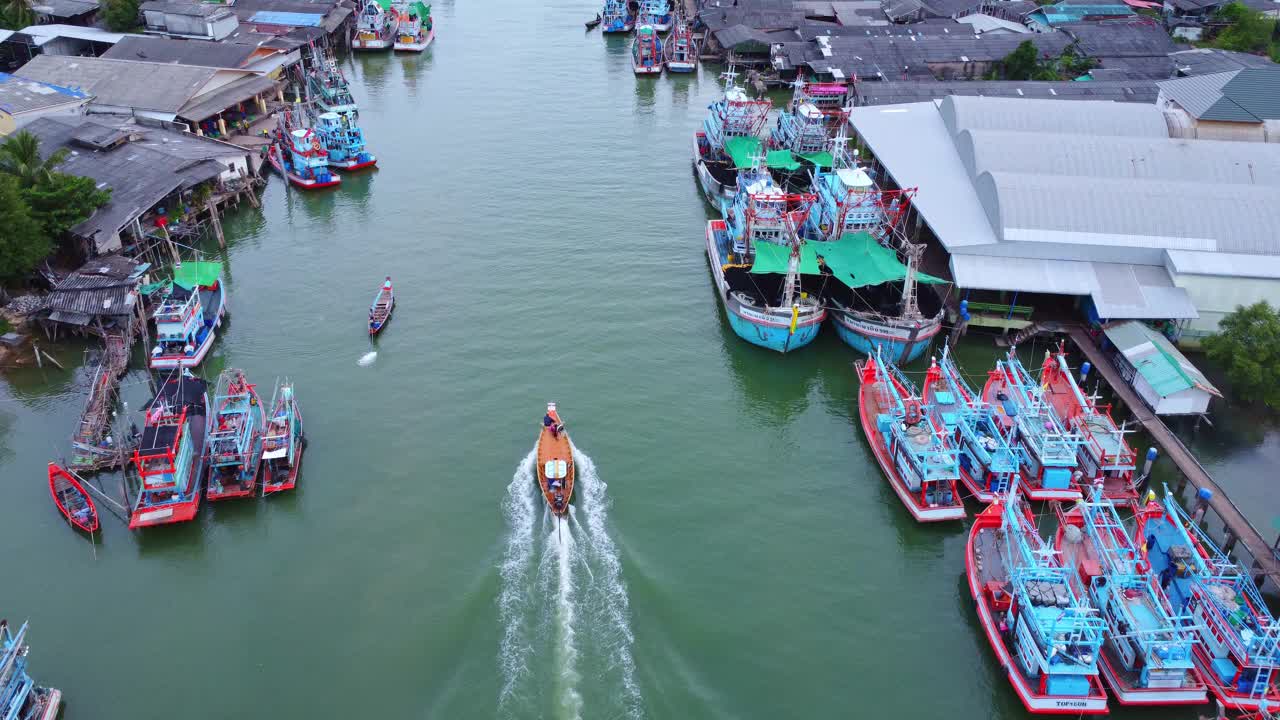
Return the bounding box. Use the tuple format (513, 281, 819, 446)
(20, 172, 110, 239)
(101, 0, 140, 31)
(0, 130, 68, 189)
(0, 0, 34, 30)
(1210, 2, 1278, 54)
(1202, 301, 1280, 407)
(0, 175, 50, 278)
(1001, 40, 1043, 81)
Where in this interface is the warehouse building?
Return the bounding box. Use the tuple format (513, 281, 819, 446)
(846, 95, 1280, 338)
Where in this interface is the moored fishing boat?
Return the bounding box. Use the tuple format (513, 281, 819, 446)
(261, 381, 305, 495)
(314, 111, 376, 171)
(0, 620, 61, 720)
(536, 402, 574, 516)
(600, 0, 634, 33)
(983, 348, 1086, 501)
(1040, 343, 1139, 502)
(306, 45, 358, 116)
(706, 173, 824, 353)
(636, 0, 671, 31)
(1055, 492, 1207, 706)
(392, 1, 433, 51)
(267, 122, 341, 190)
(923, 346, 1022, 503)
(205, 368, 265, 502)
(631, 25, 662, 74)
(369, 276, 394, 335)
(767, 80, 850, 190)
(966, 489, 1110, 714)
(353, 0, 398, 50)
(691, 68, 772, 205)
(149, 261, 226, 370)
(1135, 491, 1280, 711)
(855, 348, 965, 521)
(47, 462, 98, 533)
(129, 371, 209, 529)
(663, 16, 697, 71)
(801, 133, 894, 241)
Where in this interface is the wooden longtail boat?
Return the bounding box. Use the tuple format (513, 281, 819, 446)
(536, 402, 574, 516)
(48, 462, 98, 533)
(585, 13, 602, 28)
(369, 277, 394, 335)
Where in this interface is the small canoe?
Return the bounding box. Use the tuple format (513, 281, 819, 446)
(536, 402, 574, 516)
(48, 462, 99, 533)
(585, 14, 602, 28)
(368, 276, 394, 335)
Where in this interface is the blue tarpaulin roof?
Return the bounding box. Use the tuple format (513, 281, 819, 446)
(249, 10, 324, 26)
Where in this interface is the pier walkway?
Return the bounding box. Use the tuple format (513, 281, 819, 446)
(69, 333, 134, 472)
(1066, 325, 1280, 586)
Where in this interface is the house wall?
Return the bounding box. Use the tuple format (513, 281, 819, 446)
(12, 100, 87, 131)
(1171, 272, 1280, 335)
(208, 14, 238, 41)
(161, 13, 211, 37)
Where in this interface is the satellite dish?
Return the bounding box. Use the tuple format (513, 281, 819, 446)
(0, 110, 16, 137)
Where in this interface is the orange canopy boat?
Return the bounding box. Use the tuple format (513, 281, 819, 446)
(536, 402, 574, 516)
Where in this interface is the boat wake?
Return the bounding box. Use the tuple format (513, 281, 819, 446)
(497, 447, 644, 720)
(357, 351, 377, 366)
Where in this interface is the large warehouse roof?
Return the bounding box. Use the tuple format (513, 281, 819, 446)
(848, 95, 1280, 318)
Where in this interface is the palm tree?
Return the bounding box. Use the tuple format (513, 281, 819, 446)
(0, 0, 33, 30)
(0, 131, 68, 189)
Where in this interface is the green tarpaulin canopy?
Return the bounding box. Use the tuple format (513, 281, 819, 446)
(411, 2, 431, 17)
(798, 150, 834, 168)
(173, 261, 223, 290)
(724, 136, 764, 170)
(809, 232, 946, 289)
(765, 150, 801, 171)
(749, 242, 821, 275)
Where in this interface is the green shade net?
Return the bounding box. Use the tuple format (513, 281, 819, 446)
(808, 232, 946, 289)
(749, 242, 821, 275)
(724, 136, 764, 170)
(173, 261, 223, 289)
(765, 150, 801, 171)
(798, 150, 834, 168)
(412, 2, 431, 17)
(372, 0, 393, 8)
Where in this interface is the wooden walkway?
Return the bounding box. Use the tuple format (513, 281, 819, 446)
(1066, 326, 1280, 585)
(69, 333, 134, 472)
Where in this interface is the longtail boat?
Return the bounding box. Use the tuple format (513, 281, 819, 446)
(369, 276, 394, 335)
(1040, 343, 1139, 502)
(855, 347, 964, 521)
(205, 368, 264, 501)
(967, 487, 1110, 714)
(1135, 490, 1280, 711)
(129, 371, 209, 529)
(261, 381, 305, 495)
(585, 13, 602, 28)
(1055, 492, 1207, 706)
(47, 462, 98, 533)
(983, 347, 1087, 501)
(923, 346, 1022, 503)
(536, 402, 574, 516)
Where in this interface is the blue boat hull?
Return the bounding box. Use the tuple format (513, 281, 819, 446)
(724, 305, 821, 352)
(830, 310, 941, 363)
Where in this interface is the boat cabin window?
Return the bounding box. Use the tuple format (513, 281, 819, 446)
(544, 460, 568, 480)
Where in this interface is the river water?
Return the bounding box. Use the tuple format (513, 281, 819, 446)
(2, 1, 1277, 718)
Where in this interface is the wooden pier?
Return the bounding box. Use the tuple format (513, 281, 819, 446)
(1066, 325, 1280, 589)
(68, 332, 136, 472)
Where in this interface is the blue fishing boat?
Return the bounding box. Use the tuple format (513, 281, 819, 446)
(149, 261, 226, 370)
(983, 348, 1086, 501)
(766, 80, 850, 189)
(1136, 491, 1280, 711)
(0, 620, 61, 720)
(691, 68, 772, 205)
(663, 16, 697, 72)
(1056, 492, 1207, 706)
(129, 371, 209, 529)
(314, 111, 376, 171)
(306, 45, 358, 117)
(600, 0, 634, 33)
(267, 116, 341, 190)
(802, 132, 891, 241)
(636, 0, 671, 30)
(967, 486, 1110, 714)
(856, 347, 965, 521)
(705, 169, 824, 352)
(631, 25, 662, 74)
(205, 368, 265, 502)
(923, 346, 1022, 503)
(261, 381, 305, 495)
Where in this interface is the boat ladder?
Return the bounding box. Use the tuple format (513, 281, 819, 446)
(991, 473, 1011, 496)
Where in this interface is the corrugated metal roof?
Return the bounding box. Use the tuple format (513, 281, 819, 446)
(103, 36, 257, 68)
(855, 79, 1158, 105)
(177, 72, 278, 121)
(15, 55, 216, 114)
(1103, 321, 1220, 397)
(940, 94, 1168, 137)
(1157, 70, 1255, 121)
(1220, 68, 1280, 121)
(0, 72, 88, 115)
(1169, 48, 1276, 77)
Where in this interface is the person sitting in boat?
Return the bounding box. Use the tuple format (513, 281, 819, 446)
(543, 413, 564, 437)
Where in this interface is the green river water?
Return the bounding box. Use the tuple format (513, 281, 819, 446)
(2, 1, 1278, 717)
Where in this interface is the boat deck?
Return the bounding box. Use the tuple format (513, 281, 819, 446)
(974, 525, 1010, 587)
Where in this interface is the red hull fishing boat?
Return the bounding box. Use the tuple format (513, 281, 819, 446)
(47, 462, 98, 533)
(261, 381, 305, 495)
(855, 350, 965, 522)
(205, 368, 265, 502)
(536, 402, 574, 516)
(369, 276, 394, 335)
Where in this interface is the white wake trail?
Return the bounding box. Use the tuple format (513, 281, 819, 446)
(497, 449, 538, 713)
(552, 520, 583, 720)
